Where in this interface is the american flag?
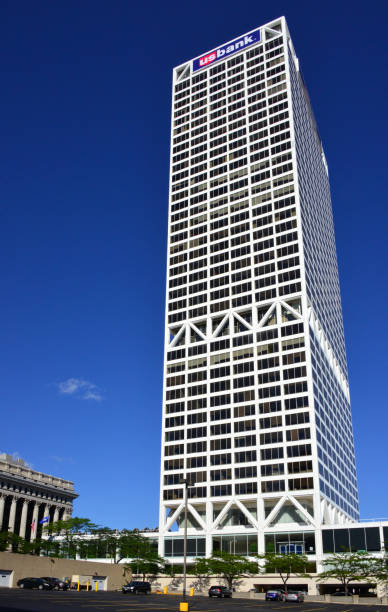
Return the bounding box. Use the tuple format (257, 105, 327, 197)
(30, 519, 36, 532)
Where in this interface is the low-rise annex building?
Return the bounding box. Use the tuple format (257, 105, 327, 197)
(60, 522, 388, 595)
(0, 454, 77, 542)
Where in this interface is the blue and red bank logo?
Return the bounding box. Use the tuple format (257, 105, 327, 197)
(193, 28, 261, 72)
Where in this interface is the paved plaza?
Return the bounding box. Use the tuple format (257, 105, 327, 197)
(0, 590, 386, 612)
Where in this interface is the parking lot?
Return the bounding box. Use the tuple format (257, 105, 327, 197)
(0, 590, 386, 612)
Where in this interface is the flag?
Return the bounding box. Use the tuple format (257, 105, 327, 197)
(31, 519, 36, 532)
(40, 516, 49, 525)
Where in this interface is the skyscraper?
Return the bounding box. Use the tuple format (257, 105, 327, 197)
(158, 16, 359, 562)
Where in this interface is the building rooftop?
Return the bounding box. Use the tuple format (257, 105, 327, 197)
(0, 453, 76, 494)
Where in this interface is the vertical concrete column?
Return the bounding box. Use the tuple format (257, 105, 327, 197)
(42, 504, 49, 523)
(19, 500, 29, 539)
(205, 500, 213, 557)
(30, 502, 40, 541)
(53, 506, 60, 523)
(0, 495, 5, 531)
(8, 496, 17, 533)
(314, 527, 324, 575)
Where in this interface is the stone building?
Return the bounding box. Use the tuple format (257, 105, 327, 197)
(0, 454, 77, 542)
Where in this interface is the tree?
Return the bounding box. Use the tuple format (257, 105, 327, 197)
(317, 552, 372, 595)
(43, 516, 99, 558)
(261, 553, 310, 590)
(193, 551, 259, 590)
(94, 528, 158, 564)
(125, 535, 167, 581)
(127, 555, 166, 582)
(0, 532, 33, 554)
(369, 554, 388, 596)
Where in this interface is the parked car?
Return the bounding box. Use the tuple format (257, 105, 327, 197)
(285, 591, 305, 602)
(208, 585, 232, 598)
(17, 577, 53, 590)
(40, 577, 68, 590)
(332, 591, 348, 596)
(266, 589, 287, 601)
(122, 581, 151, 594)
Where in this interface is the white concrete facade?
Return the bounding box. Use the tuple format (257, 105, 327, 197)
(158, 17, 359, 564)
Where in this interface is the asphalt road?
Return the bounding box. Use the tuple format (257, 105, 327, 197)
(0, 590, 385, 612)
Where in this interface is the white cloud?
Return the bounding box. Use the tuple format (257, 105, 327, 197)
(56, 378, 103, 401)
(82, 389, 103, 402)
(51, 455, 75, 464)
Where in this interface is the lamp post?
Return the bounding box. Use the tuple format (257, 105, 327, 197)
(180, 478, 193, 609)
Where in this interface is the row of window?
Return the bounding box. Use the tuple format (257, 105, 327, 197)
(163, 477, 313, 499)
(166, 368, 307, 392)
(164, 459, 312, 480)
(174, 68, 285, 112)
(162, 528, 386, 557)
(165, 410, 309, 429)
(164, 441, 311, 459)
(170, 194, 294, 231)
(167, 353, 305, 383)
(169, 239, 298, 280)
(166, 328, 304, 364)
(166, 397, 308, 418)
(166, 380, 308, 402)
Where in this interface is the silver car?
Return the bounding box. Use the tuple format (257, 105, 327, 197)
(285, 591, 305, 602)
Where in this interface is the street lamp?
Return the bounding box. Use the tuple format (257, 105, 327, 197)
(179, 477, 194, 610)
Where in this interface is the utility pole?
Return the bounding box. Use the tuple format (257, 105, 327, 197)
(179, 478, 193, 612)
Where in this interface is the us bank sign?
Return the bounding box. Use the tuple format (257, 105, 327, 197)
(193, 28, 261, 72)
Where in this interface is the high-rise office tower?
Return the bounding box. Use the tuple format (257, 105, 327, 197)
(158, 17, 359, 561)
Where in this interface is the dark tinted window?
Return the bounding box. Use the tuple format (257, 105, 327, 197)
(334, 529, 349, 552)
(322, 530, 334, 553)
(187, 539, 196, 555)
(174, 539, 184, 555)
(349, 528, 365, 552)
(365, 527, 380, 551)
(197, 538, 206, 555)
(304, 532, 316, 553)
(383, 527, 388, 549)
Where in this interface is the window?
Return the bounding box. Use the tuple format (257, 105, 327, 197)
(260, 431, 283, 444)
(261, 480, 285, 493)
(210, 453, 231, 465)
(210, 468, 232, 481)
(211, 484, 232, 496)
(261, 463, 284, 476)
(234, 435, 256, 448)
(286, 428, 310, 441)
(288, 477, 313, 490)
(235, 482, 257, 495)
(164, 537, 205, 557)
(235, 450, 257, 463)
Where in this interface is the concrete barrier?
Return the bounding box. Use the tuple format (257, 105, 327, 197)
(0, 551, 125, 591)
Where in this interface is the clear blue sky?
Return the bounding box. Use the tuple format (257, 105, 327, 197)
(0, 0, 387, 528)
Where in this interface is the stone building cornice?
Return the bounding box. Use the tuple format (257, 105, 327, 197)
(0, 458, 75, 492)
(0, 469, 78, 501)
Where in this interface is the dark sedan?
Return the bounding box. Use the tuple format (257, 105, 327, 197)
(17, 577, 53, 590)
(208, 585, 232, 598)
(40, 577, 68, 590)
(266, 589, 287, 601)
